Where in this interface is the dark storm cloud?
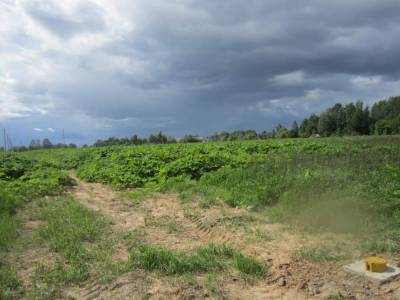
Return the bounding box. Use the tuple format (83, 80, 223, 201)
(2, 0, 400, 144)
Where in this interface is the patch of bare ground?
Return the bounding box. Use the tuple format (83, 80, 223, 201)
(8, 213, 60, 292)
(67, 175, 400, 299)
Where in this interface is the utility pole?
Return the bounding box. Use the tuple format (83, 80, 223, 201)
(7, 134, 12, 151)
(62, 128, 66, 146)
(3, 128, 6, 152)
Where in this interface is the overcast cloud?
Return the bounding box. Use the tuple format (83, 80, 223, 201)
(1, 0, 400, 145)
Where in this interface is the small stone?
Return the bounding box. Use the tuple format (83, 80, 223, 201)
(277, 278, 287, 287)
(299, 281, 308, 289)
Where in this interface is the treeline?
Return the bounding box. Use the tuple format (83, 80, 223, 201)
(93, 132, 204, 146)
(9, 139, 77, 152)
(92, 96, 400, 146)
(210, 96, 400, 140)
(7, 96, 400, 151)
(300, 96, 400, 137)
(94, 132, 176, 146)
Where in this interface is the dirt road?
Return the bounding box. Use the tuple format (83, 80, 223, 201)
(62, 176, 400, 299)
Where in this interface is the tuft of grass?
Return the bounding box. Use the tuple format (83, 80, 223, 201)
(166, 220, 185, 234)
(144, 215, 184, 235)
(37, 197, 113, 285)
(216, 214, 256, 231)
(129, 242, 266, 278)
(0, 262, 21, 300)
(25, 284, 62, 300)
(0, 214, 18, 251)
(254, 228, 274, 242)
(121, 188, 154, 202)
(327, 292, 347, 300)
(296, 246, 347, 263)
(204, 273, 219, 292)
(234, 253, 266, 278)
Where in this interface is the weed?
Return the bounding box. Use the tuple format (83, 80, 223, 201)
(204, 273, 219, 292)
(122, 189, 154, 202)
(254, 228, 274, 242)
(0, 262, 21, 300)
(129, 242, 266, 278)
(167, 220, 184, 234)
(296, 246, 347, 263)
(37, 197, 114, 285)
(327, 292, 347, 300)
(216, 214, 256, 231)
(234, 253, 266, 278)
(0, 214, 18, 250)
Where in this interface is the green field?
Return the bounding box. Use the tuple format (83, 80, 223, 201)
(1, 136, 400, 299)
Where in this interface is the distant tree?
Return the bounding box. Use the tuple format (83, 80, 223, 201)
(299, 118, 310, 137)
(289, 121, 299, 138)
(318, 111, 336, 136)
(166, 136, 177, 143)
(94, 139, 103, 147)
(258, 130, 275, 139)
(180, 135, 202, 143)
(29, 139, 41, 150)
(371, 96, 400, 134)
(299, 114, 319, 137)
(149, 131, 168, 144)
(130, 134, 144, 145)
(318, 103, 345, 136)
(275, 124, 289, 139)
(42, 138, 53, 149)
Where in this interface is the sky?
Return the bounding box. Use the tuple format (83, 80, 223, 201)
(1, 0, 400, 145)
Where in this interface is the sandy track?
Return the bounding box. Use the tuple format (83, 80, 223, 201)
(65, 175, 400, 300)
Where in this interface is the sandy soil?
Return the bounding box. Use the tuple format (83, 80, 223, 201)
(40, 175, 400, 299)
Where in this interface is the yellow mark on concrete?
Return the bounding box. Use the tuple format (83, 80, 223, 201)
(365, 257, 387, 273)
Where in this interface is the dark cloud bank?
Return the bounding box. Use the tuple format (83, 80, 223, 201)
(2, 0, 400, 144)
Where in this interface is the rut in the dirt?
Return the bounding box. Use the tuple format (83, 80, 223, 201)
(70, 173, 239, 248)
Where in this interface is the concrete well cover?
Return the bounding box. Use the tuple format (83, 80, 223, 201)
(344, 260, 400, 284)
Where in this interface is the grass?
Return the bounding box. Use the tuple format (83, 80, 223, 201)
(296, 246, 348, 263)
(144, 215, 184, 234)
(0, 214, 18, 251)
(234, 253, 266, 278)
(163, 145, 400, 253)
(254, 228, 274, 242)
(36, 197, 117, 285)
(327, 292, 347, 300)
(121, 188, 154, 202)
(129, 242, 266, 278)
(215, 214, 256, 231)
(0, 262, 21, 300)
(166, 220, 185, 234)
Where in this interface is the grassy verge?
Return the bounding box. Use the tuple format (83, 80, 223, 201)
(128, 241, 266, 279)
(0, 154, 76, 298)
(36, 197, 118, 285)
(0, 262, 21, 300)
